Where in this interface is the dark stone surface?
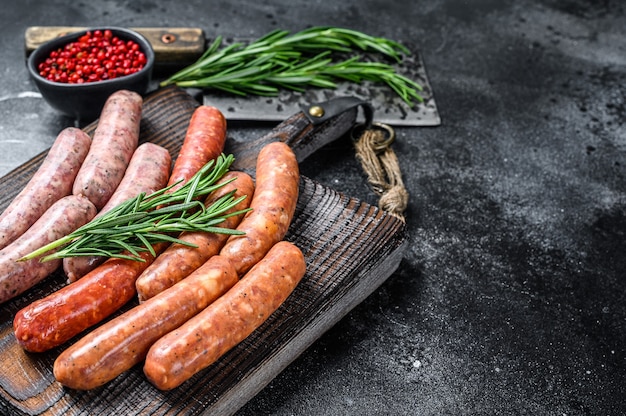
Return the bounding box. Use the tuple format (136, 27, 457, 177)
(1, 1, 625, 415)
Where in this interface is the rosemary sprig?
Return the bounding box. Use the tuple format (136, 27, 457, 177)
(160, 26, 423, 107)
(21, 154, 250, 263)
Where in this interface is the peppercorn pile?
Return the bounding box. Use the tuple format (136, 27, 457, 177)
(37, 29, 147, 84)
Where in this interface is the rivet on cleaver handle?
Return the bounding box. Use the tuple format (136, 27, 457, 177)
(24, 26, 206, 65)
(226, 97, 371, 175)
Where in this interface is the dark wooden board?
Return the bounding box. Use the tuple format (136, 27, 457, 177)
(0, 86, 407, 415)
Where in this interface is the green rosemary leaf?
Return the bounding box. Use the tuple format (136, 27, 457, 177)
(20, 153, 246, 263)
(136, 233, 157, 257)
(160, 26, 422, 107)
(195, 226, 249, 235)
(110, 239, 142, 256)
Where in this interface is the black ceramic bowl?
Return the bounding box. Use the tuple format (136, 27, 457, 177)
(27, 27, 155, 122)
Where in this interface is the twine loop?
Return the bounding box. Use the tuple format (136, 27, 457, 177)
(352, 122, 409, 222)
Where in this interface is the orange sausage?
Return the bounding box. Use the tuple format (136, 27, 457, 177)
(135, 171, 254, 302)
(143, 241, 306, 390)
(167, 105, 227, 194)
(219, 141, 299, 276)
(53, 255, 238, 390)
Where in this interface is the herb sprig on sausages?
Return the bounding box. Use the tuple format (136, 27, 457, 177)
(21, 154, 249, 263)
(160, 26, 424, 107)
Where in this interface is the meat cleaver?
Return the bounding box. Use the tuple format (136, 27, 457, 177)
(25, 26, 440, 126)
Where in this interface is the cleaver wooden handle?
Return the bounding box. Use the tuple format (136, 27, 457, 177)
(24, 26, 206, 65)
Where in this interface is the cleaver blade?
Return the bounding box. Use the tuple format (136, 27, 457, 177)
(204, 49, 440, 127)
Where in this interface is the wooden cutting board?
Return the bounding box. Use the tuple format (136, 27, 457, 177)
(0, 86, 407, 415)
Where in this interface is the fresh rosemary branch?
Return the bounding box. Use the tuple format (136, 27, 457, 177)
(160, 26, 423, 106)
(21, 154, 250, 263)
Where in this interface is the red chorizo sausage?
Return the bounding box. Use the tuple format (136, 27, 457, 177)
(13, 242, 169, 353)
(0, 195, 97, 304)
(53, 255, 238, 390)
(167, 105, 227, 194)
(63, 142, 172, 282)
(135, 170, 254, 302)
(219, 141, 299, 276)
(143, 241, 306, 390)
(0, 127, 91, 250)
(72, 90, 142, 209)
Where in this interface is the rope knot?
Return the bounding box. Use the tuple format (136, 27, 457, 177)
(353, 123, 409, 222)
(379, 185, 409, 220)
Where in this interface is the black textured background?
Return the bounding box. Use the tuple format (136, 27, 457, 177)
(1, 1, 625, 415)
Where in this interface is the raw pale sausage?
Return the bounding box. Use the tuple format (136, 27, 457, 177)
(63, 142, 171, 282)
(0, 195, 97, 304)
(0, 127, 91, 250)
(72, 89, 142, 209)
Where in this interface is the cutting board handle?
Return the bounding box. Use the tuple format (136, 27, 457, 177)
(300, 97, 373, 127)
(226, 97, 364, 175)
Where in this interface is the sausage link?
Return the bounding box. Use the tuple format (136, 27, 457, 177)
(62, 255, 103, 285)
(53, 255, 238, 390)
(94, 142, 171, 216)
(72, 90, 142, 209)
(0, 195, 97, 304)
(219, 141, 299, 276)
(167, 105, 227, 193)
(63, 142, 171, 282)
(0, 127, 91, 250)
(135, 171, 254, 301)
(144, 241, 306, 390)
(13, 242, 169, 353)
